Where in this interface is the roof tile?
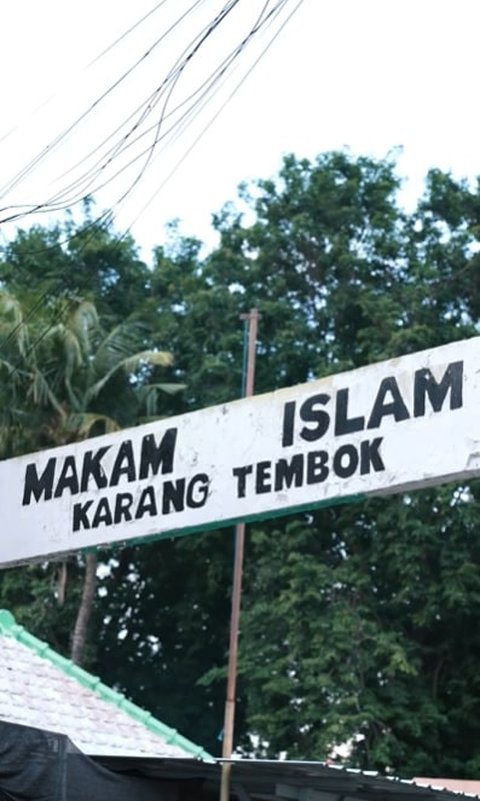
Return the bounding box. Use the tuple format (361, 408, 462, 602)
(0, 609, 211, 760)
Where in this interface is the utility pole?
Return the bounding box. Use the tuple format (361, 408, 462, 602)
(220, 308, 259, 801)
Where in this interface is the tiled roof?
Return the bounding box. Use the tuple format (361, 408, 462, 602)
(415, 781, 480, 797)
(0, 609, 211, 760)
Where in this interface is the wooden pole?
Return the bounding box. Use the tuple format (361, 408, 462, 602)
(220, 308, 259, 801)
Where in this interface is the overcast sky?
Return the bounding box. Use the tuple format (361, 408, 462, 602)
(1, 0, 479, 260)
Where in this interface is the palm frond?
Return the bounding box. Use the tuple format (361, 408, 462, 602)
(0, 358, 20, 377)
(0, 291, 30, 356)
(29, 368, 66, 419)
(63, 412, 121, 440)
(135, 382, 186, 417)
(65, 376, 81, 411)
(93, 322, 145, 375)
(68, 301, 99, 356)
(120, 350, 173, 374)
(85, 350, 173, 404)
(0, 291, 23, 325)
(44, 323, 83, 379)
(146, 382, 186, 395)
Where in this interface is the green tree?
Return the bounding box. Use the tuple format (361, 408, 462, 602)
(0, 290, 175, 452)
(198, 154, 480, 774)
(131, 152, 480, 769)
(2, 153, 480, 771)
(0, 215, 233, 744)
(1, 206, 151, 325)
(239, 488, 480, 776)
(0, 287, 177, 665)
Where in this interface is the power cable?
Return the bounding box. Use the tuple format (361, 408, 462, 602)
(87, 0, 174, 68)
(0, 0, 303, 369)
(0, 0, 206, 205)
(0, 2, 214, 373)
(17, 0, 243, 216)
(85, 0, 285, 223)
(0, 0, 292, 223)
(123, 0, 304, 234)
(0, 0, 173, 150)
(49, 0, 214, 190)
(0, 0, 297, 264)
(0, 1, 238, 348)
(0, 1, 205, 370)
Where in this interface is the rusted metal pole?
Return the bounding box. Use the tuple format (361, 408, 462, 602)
(220, 308, 259, 801)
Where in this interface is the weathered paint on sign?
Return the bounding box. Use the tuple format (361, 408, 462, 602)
(1, 337, 479, 566)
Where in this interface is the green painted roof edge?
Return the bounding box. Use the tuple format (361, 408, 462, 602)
(0, 609, 213, 761)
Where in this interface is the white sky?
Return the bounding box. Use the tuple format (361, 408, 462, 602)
(1, 0, 479, 261)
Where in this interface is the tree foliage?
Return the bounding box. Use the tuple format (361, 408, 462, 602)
(1, 154, 480, 772)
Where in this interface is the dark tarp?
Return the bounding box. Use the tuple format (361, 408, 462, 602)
(0, 720, 180, 801)
(2, 720, 478, 801)
(96, 755, 480, 801)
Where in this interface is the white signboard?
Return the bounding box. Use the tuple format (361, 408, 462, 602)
(1, 337, 480, 567)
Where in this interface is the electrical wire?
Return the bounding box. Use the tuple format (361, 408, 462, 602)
(0, 1, 240, 355)
(0, 0, 173, 150)
(0, 0, 206, 205)
(0, 0, 239, 220)
(0, 0, 297, 266)
(16, 0, 243, 215)
(86, 0, 174, 68)
(124, 0, 305, 234)
(0, 294, 77, 387)
(0, 0, 303, 374)
(36, 0, 278, 217)
(0, 0, 290, 224)
(0, 1, 194, 362)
